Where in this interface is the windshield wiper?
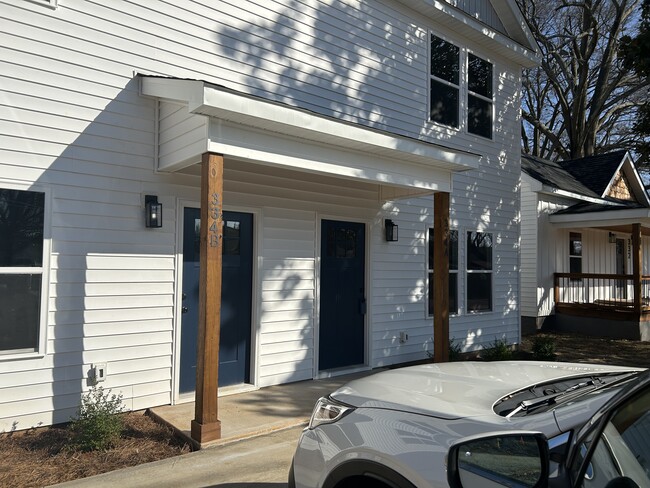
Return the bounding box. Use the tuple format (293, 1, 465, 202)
(505, 372, 639, 420)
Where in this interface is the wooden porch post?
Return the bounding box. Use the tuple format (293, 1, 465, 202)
(191, 152, 224, 444)
(633, 223, 642, 317)
(433, 192, 450, 363)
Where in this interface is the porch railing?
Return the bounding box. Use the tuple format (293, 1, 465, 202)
(554, 273, 650, 315)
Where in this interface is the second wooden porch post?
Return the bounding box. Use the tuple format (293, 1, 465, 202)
(633, 223, 642, 316)
(191, 152, 224, 444)
(433, 192, 450, 362)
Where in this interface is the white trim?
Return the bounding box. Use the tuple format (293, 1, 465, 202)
(0, 181, 51, 361)
(426, 226, 460, 318)
(549, 208, 650, 227)
(173, 198, 198, 405)
(314, 214, 371, 377)
(139, 76, 481, 181)
(466, 52, 495, 140)
(465, 230, 494, 315)
(609, 153, 650, 207)
(395, 0, 540, 66)
(539, 185, 613, 205)
(173, 200, 261, 404)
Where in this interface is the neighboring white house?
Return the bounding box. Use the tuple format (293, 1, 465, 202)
(0, 0, 538, 434)
(521, 151, 650, 340)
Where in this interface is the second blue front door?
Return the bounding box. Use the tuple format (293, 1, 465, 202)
(319, 220, 366, 371)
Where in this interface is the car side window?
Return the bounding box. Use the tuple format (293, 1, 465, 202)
(579, 388, 650, 488)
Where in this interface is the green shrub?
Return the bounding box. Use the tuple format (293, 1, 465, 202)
(449, 338, 462, 361)
(68, 385, 124, 452)
(481, 338, 513, 361)
(531, 335, 556, 361)
(425, 338, 463, 361)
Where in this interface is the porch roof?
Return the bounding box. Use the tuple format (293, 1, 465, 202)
(549, 203, 650, 234)
(140, 75, 481, 196)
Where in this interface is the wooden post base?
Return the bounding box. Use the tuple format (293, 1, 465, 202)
(191, 419, 222, 444)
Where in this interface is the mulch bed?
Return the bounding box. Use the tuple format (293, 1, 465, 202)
(0, 412, 192, 488)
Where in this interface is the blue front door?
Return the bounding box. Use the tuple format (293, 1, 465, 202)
(179, 208, 253, 393)
(319, 220, 366, 370)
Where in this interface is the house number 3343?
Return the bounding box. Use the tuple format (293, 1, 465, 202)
(208, 192, 222, 248)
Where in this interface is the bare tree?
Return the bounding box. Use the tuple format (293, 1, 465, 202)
(621, 0, 650, 164)
(518, 0, 650, 163)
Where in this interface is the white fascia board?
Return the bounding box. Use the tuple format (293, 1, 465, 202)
(208, 120, 453, 192)
(140, 76, 205, 106)
(140, 76, 479, 188)
(394, 0, 540, 67)
(549, 208, 650, 227)
(618, 153, 650, 206)
(490, 0, 539, 53)
(197, 84, 479, 172)
(539, 185, 607, 205)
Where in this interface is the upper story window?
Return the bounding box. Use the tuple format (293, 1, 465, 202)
(430, 34, 460, 128)
(0, 188, 47, 356)
(467, 53, 493, 138)
(430, 34, 494, 139)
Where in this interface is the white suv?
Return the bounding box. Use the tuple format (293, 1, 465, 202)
(289, 361, 650, 488)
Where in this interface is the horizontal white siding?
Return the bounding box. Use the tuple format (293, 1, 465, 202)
(0, 0, 526, 431)
(536, 195, 572, 316)
(225, 162, 379, 387)
(520, 179, 538, 317)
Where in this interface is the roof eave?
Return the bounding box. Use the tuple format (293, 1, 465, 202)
(394, 0, 540, 67)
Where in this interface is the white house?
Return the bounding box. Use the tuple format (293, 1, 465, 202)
(521, 151, 650, 341)
(0, 0, 538, 441)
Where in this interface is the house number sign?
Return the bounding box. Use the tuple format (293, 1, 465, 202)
(208, 192, 222, 248)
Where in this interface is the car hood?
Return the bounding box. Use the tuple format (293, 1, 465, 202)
(331, 361, 637, 420)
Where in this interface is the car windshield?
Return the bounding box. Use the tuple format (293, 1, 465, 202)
(494, 371, 640, 418)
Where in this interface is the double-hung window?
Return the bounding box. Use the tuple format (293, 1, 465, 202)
(428, 229, 458, 315)
(430, 34, 494, 139)
(0, 188, 46, 356)
(430, 34, 460, 128)
(569, 232, 582, 279)
(467, 53, 493, 138)
(466, 231, 492, 312)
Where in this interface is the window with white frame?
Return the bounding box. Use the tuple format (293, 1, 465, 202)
(429, 34, 494, 139)
(467, 53, 493, 138)
(428, 229, 458, 315)
(466, 231, 492, 312)
(0, 188, 46, 355)
(430, 34, 460, 128)
(569, 232, 582, 279)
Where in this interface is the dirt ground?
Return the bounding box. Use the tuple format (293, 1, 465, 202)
(0, 412, 192, 488)
(1, 332, 648, 488)
(519, 331, 650, 368)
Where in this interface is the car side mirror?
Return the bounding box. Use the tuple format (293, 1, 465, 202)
(447, 432, 550, 488)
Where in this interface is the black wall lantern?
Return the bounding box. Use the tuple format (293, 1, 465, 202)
(145, 195, 163, 228)
(385, 219, 398, 242)
(609, 232, 616, 244)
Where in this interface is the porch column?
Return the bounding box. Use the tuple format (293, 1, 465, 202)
(433, 192, 450, 362)
(191, 152, 224, 444)
(633, 223, 642, 316)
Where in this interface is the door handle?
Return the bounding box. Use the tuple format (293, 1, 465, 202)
(181, 306, 189, 314)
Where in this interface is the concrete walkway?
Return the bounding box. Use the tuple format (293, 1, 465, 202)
(150, 371, 371, 448)
(50, 371, 373, 487)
